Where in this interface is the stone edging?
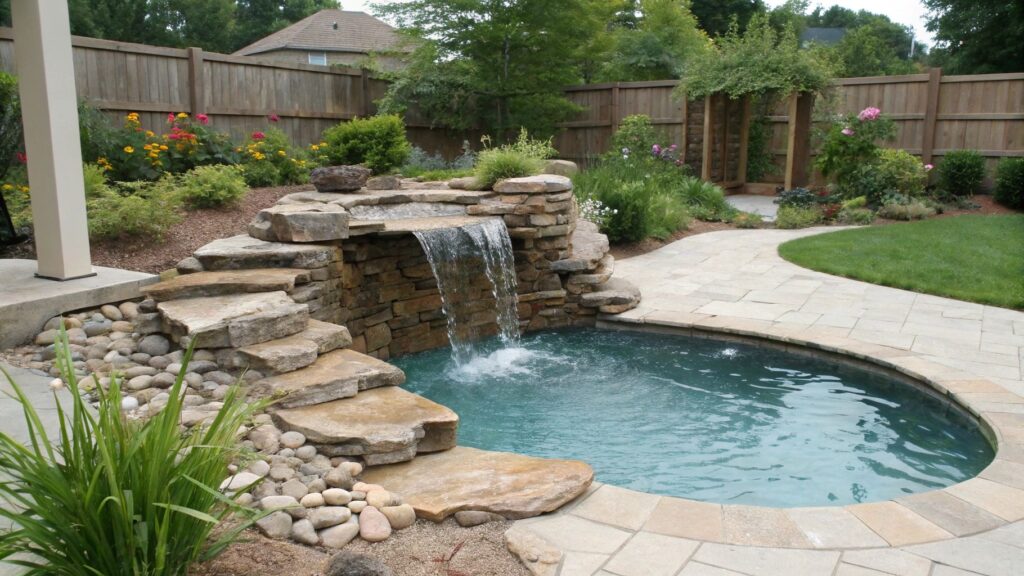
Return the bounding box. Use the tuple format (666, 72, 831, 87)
(515, 314, 1023, 551)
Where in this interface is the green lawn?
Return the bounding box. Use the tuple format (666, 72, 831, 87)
(778, 215, 1024, 309)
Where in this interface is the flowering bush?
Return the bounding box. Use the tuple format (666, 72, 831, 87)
(578, 197, 617, 227)
(238, 128, 311, 187)
(815, 106, 896, 196)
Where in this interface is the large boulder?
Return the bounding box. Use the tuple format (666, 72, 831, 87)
(248, 204, 351, 243)
(310, 166, 371, 192)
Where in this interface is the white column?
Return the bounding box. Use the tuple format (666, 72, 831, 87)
(12, 0, 93, 280)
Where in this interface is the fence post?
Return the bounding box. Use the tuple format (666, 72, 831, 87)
(736, 95, 752, 186)
(719, 94, 729, 181)
(701, 94, 713, 181)
(784, 91, 813, 190)
(922, 67, 942, 165)
(680, 98, 689, 166)
(610, 83, 621, 132)
(187, 47, 204, 114)
(360, 68, 372, 117)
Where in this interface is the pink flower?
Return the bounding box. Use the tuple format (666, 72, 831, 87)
(652, 144, 661, 155)
(925, 164, 934, 171)
(268, 113, 280, 122)
(196, 113, 209, 125)
(167, 113, 175, 123)
(252, 131, 265, 141)
(841, 127, 855, 136)
(858, 107, 881, 121)
(15, 152, 26, 164)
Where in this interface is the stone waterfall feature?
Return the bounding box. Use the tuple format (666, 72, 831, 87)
(414, 218, 520, 364)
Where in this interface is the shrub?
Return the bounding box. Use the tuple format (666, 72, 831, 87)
(598, 182, 653, 243)
(733, 212, 764, 228)
(678, 177, 733, 219)
(937, 150, 986, 197)
(815, 106, 896, 193)
(179, 165, 248, 208)
(610, 115, 661, 160)
(0, 72, 22, 182)
(776, 205, 823, 229)
(0, 331, 263, 575)
(578, 197, 618, 227)
(402, 142, 477, 181)
(837, 207, 875, 225)
(3, 163, 115, 232)
(474, 129, 555, 189)
(322, 114, 411, 174)
(841, 195, 867, 210)
(87, 179, 183, 241)
(876, 149, 928, 197)
(240, 128, 310, 187)
(775, 187, 819, 209)
(993, 157, 1024, 209)
(877, 199, 936, 220)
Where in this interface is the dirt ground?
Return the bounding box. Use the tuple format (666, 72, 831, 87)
(190, 520, 529, 576)
(0, 184, 311, 274)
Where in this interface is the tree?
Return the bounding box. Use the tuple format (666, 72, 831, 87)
(689, 0, 765, 37)
(599, 0, 711, 81)
(374, 0, 619, 138)
(807, 6, 925, 61)
(924, 0, 1024, 74)
(833, 22, 916, 77)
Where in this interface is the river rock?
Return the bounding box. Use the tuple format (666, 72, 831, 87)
(320, 523, 361, 550)
(309, 506, 351, 529)
(311, 166, 371, 192)
(505, 525, 562, 576)
(323, 488, 352, 506)
(138, 335, 171, 357)
(360, 446, 593, 521)
(358, 506, 391, 542)
(249, 424, 281, 453)
(348, 501, 367, 513)
(542, 159, 579, 176)
(256, 511, 293, 539)
(454, 510, 506, 527)
(380, 504, 415, 530)
(248, 460, 271, 478)
(301, 493, 325, 508)
(324, 467, 354, 490)
(281, 478, 310, 500)
(280, 431, 306, 449)
(220, 472, 262, 493)
(260, 495, 301, 512)
(366, 175, 401, 190)
(290, 518, 320, 545)
(100, 304, 123, 321)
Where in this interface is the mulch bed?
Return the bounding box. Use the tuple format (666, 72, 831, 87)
(0, 184, 312, 275)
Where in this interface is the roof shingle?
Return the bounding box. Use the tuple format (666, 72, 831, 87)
(234, 9, 407, 56)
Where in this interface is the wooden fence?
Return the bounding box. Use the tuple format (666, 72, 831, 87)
(0, 28, 465, 157)
(556, 71, 1024, 185)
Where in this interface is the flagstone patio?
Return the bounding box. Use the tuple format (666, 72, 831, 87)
(510, 227, 1024, 576)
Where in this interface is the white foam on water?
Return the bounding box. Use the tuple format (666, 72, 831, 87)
(447, 346, 566, 383)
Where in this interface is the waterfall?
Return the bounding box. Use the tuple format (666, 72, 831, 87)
(414, 219, 520, 364)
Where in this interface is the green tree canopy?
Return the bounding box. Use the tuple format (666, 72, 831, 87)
(598, 0, 711, 81)
(831, 22, 917, 77)
(924, 0, 1024, 74)
(689, 0, 765, 37)
(374, 0, 619, 138)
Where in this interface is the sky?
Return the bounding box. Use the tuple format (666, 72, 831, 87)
(342, 0, 936, 46)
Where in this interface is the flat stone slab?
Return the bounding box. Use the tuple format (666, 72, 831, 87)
(373, 215, 498, 236)
(234, 333, 319, 375)
(158, 291, 308, 348)
(552, 220, 610, 273)
(580, 277, 641, 314)
(249, 204, 350, 243)
(278, 189, 493, 209)
(250, 348, 403, 409)
(493, 174, 572, 194)
(272, 386, 456, 465)
(194, 235, 338, 270)
(360, 446, 594, 521)
(142, 269, 310, 301)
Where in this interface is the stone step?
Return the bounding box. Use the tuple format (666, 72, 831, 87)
(248, 204, 351, 243)
(249, 348, 404, 409)
(142, 269, 311, 301)
(158, 291, 308, 348)
(234, 320, 352, 375)
(579, 277, 641, 314)
(360, 446, 593, 521)
(193, 235, 339, 271)
(278, 188, 493, 209)
(565, 254, 615, 295)
(551, 220, 610, 273)
(271, 386, 457, 466)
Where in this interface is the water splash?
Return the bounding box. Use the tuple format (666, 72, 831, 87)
(414, 219, 520, 364)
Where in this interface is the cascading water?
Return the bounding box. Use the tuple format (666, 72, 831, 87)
(413, 219, 520, 364)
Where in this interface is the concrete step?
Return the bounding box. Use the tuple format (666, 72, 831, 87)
(142, 269, 311, 301)
(551, 220, 610, 273)
(271, 386, 457, 466)
(579, 277, 641, 314)
(249, 348, 404, 409)
(233, 320, 352, 375)
(157, 291, 308, 348)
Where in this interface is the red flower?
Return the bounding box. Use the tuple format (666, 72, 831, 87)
(268, 113, 280, 122)
(252, 131, 265, 141)
(15, 152, 26, 164)
(167, 113, 175, 123)
(196, 113, 209, 125)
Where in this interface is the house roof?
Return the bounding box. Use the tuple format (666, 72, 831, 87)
(800, 27, 847, 46)
(234, 9, 408, 57)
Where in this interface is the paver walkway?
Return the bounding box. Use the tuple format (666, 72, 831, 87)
(512, 227, 1024, 576)
(724, 194, 779, 222)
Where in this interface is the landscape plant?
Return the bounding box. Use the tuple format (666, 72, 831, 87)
(86, 178, 183, 241)
(0, 71, 21, 182)
(401, 142, 477, 181)
(837, 207, 876, 225)
(239, 128, 310, 187)
(178, 165, 248, 208)
(473, 129, 556, 189)
(775, 205, 823, 229)
(0, 331, 264, 575)
(322, 114, 412, 174)
(815, 106, 896, 196)
(993, 157, 1024, 209)
(937, 149, 986, 197)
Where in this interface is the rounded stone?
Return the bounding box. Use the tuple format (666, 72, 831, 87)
(380, 504, 415, 530)
(307, 478, 327, 493)
(148, 356, 172, 370)
(121, 396, 140, 411)
(454, 510, 505, 527)
(111, 320, 134, 333)
(340, 461, 363, 477)
(309, 506, 352, 529)
(83, 321, 112, 337)
(248, 460, 271, 478)
(357, 506, 391, 542)
(256, 510, 292, 539)
(126, 375, 153, 391)
(152, 372, 178, 388)
(295, 445, 317, 462)
(100, 305, 123, 321)
(300, 493, 325, 508)
(269, 466, 295, 482)
(290, 518, 320, 545)
(347, 501, 367, 514)
(280, 431, 306, 450)
(280, 478, 309, 501)
(118, 301, 139, 320)
(365, 490, 395, 509)
(322, 488, 352, 506)
(260, 495, 300, 511)
(325, 467, 354, 490)
(138, 335, 170, 357)
(320, 523, 360, 550)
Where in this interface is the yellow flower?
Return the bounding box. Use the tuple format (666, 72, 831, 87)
(18, 186, 29, 193)
(177, 112, 188, 118)
(319, 142, 327, 147)
(277, 150, 287, 157)
(159, 144, 168, 151)
(145, 130, 155, 137)
(124, 146, 134, 154)
(1, 184, 12, 191)
(310, 144, 319, 151)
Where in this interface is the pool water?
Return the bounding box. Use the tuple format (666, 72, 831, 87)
(395, 328, 994, 507)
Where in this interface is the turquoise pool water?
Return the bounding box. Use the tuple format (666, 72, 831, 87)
(395, 328, 994, 507)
